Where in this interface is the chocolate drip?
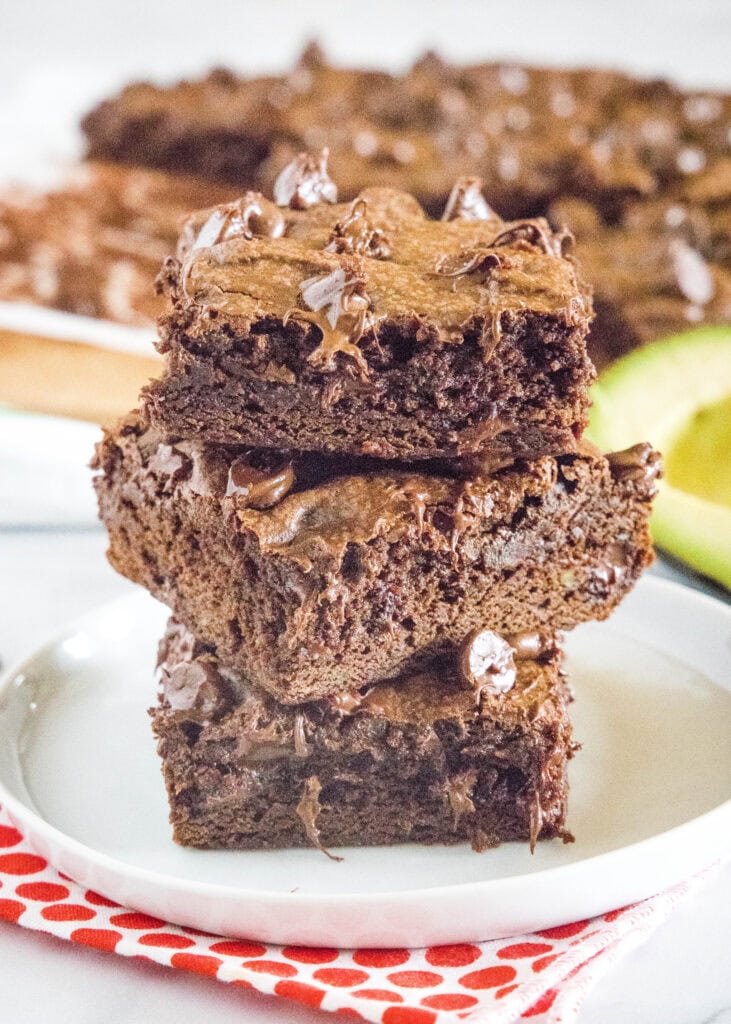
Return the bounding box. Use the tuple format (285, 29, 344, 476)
(446, 769, 478, 826)
(293, 713, 311, 757)
(226, 456, 294, 508)
(459, 628, 517, 698)
(529, 787, 543, 854)
(442, 177, 496, 222)
(273, 149, 338, 210)
(490, 218, 572, 257)
(326, 198, 391, 259)
(295, 776, 342, 861)
(285, 264, 373, 377)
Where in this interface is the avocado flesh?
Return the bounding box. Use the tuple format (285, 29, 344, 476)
(587, 327, 731, 590)
(664, 395, 731, 508)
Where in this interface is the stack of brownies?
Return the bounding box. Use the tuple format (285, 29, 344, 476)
(94, 154, 659, 854)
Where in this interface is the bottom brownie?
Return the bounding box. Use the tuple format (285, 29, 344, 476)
(151, 620, 576, 854)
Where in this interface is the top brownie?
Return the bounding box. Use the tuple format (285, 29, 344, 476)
(143, 165, 593, 462)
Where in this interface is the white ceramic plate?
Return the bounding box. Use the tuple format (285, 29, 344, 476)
(0, 301, 154, 357)
(0, 576, 729, 947)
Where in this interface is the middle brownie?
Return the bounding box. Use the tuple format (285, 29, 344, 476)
(94, 412, 658, 705)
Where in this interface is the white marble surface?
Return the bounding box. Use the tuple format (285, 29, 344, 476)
(0, 533, 729, 1024)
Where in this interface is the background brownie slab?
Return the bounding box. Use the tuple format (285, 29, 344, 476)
(93, 412, 658, 704)
(145, 183, 593, 462)
(81, 47, 730, 224)
(0, 163, 234, 325)
(152, 619, 574, 852)
(550, 193, 731, 369)
(80, 48, 730, 362)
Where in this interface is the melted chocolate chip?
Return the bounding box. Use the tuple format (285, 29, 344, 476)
(285, 264, 373, 377)
(442, 177, 496, 222)
(670, 239, 714, 304)
(606, 442, 662, 488)
(147, 443, 191, 487)
(326, 198, 391, 258)
(329, 689, 367, 715)
(163, 659, 234, 721)
(226, 456, 294, 508)
(491, 219, 572, 257)
(508, 631, 561, 662)
(434, 246, 505, 279)
(459, 628, 517, 698)
(273, 149, 338, 210)
(191, 193, 285, 250)
(297, 40, 327, 69)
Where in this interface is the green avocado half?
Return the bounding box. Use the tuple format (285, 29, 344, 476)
(587, 327, 731, 590)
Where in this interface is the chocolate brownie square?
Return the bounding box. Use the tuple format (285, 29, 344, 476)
(93, 410, 658, 704)
(151, 618, 576, 852)
(143, 167, 594, 464)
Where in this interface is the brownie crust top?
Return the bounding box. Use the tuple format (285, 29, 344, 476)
(163, 160, 592, 368)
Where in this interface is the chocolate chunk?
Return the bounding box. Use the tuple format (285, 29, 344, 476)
(163, 659, 234, 721)
(442, 177, 496, 222)
(459, 628, 517, 697)
(273, 149, 337, 210)
(326, 198, 391, 258)
(295, 776, 342, 861)
(226, 456, 294, 508)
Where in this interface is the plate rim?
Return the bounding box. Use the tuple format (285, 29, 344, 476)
(0, 574, 729, 910)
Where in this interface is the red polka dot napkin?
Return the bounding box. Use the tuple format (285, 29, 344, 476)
(0, 805, 717, 1023)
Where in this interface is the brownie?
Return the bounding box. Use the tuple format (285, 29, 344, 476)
(81, 45, 730, 224)
(0, 162, 234, 325)
(143, 173, 594, 463)
(93, 411, 658, 704)
(151, 617, 575, 852)
(551, 194, 731, 370)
